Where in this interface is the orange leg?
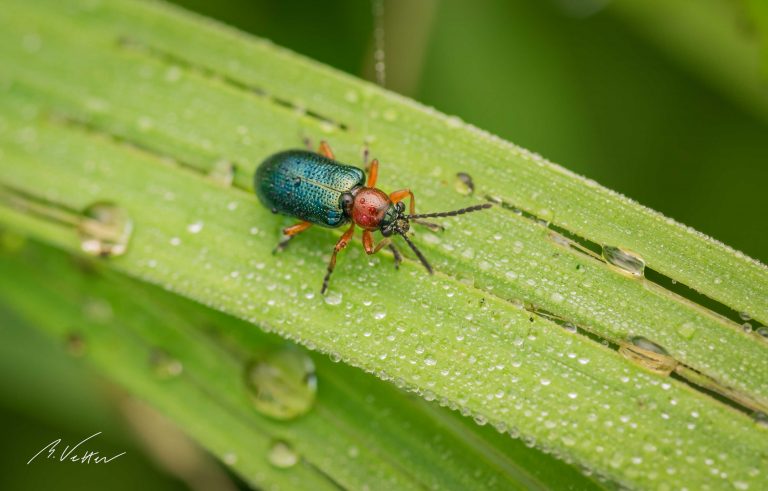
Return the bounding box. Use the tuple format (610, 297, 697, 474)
(274, 221, 312, 254)
(283, 221, 312, 236)
(362, 230, 391, 254)
(321, 223, 355, 294)
(318, 140, 335, 159)
(367, 159, 379, 187)
(389, 188, 416, 215)
(362, 230, 400, 268)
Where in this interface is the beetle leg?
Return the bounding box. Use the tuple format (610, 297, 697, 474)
(321, 223, 355, 294)
(362, 230, 391, 255)
(273, 221, 312, 254)
(389, 188, 416, 215)
(283, 221, 312, 236)
(318, 140, 335, 160)
(363, 230, 399, 268)
(362, 230, 374, 254)
(366, 159, 379, 187)
(388, 243, 402, 269)
(273, 235, 293, 254)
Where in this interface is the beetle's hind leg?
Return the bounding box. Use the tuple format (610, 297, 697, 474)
(273, 221, 312, 254)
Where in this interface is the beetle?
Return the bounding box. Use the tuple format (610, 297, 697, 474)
(255, 140, 491, 293)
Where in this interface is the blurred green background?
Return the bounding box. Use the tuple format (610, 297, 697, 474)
(3, 0, 766, 489)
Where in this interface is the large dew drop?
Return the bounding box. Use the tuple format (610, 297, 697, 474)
(619, 336, 677, 375)
(323, 291, 342, 306)
(78, 202, 133, 257)
(602, 246, 645, 277)
(244, 348, 317, 420)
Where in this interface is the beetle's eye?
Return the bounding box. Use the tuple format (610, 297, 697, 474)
(396, 202, 405, 213)
(340, 192, 354, 211)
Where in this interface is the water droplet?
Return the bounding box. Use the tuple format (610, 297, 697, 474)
(549, 231, 571, 248)
(756, 327, 768, 340)
(324, 291, 342, 306)
(562, 322, 577, 334)
(78, 202, 133, 257)
(742, 322, 753, 333)
(424, 356, 437, 366)
(22, 33, 43, 53)
(753, 411, 768, 428)
(454, 172, 475, 196)
(150, 349, 184, 379)
(267, 440, 298, 468)
(187, 220, 204, 234)
(373, 311, 386, 320)
(540, 378, 551, 386)
(209, 159, 235, 186)
(319, 121, 336, 133)
(619, 336, 677, 375)
(136, 116, 154, 132)
(344, 90, 359, 103)
(739, 312, 752, 321)
(164, 65, 182, 83)
(677, 322, 697, 340)
(83, 297, 113, 323)
(446, 115, 462, 128)
(244, 348, 317, 420)
(223, 452, 237, 465)
(602, 246, 645, 277)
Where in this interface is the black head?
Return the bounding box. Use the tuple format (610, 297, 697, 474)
(380, 202, 494, 275)
(380, 201, 409, 237)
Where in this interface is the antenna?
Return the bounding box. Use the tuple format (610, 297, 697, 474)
(408, 203, 493, 219)
(399, 231, 433, 274)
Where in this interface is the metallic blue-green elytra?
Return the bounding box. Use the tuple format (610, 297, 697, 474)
(255, 150, 365, 227)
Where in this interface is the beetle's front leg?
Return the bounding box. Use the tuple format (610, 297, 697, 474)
(362, 230, 392, 255)
(362, 230, 400, 268)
